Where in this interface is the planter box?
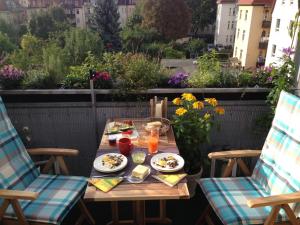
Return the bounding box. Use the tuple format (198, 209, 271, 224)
(0, 88, 270, 176)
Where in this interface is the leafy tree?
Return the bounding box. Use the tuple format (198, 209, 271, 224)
(0, 32, 16, 54)
(0, 19, 27, 44)
(63, 28, 103, 65)
(28, 7, 68, 39)
(91, 0, 121, 51)
(185, 0, 216, 36)
(142, 0, 191, 40)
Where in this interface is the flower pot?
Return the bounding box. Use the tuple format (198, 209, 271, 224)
(187, 166, 203, 198)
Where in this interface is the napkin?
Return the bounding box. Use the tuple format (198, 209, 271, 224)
(152, 173, 187, 187)
(88, 178, 123, 192)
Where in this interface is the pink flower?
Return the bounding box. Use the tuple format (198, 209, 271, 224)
(282, 47, 295, 56)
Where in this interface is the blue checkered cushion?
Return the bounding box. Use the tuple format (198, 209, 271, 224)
(199, 177, 288, 225)
(199, 91, 300, 225)
(0, 97, 39, 190)
(0, 97, 88, 224)
(3, 175, 87, 224)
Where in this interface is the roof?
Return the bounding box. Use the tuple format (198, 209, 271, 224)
(238, 0, 274, 6)
(118, 0, 136, 5)
(217, 0, 237, 4)
(0, 0, 22, 11)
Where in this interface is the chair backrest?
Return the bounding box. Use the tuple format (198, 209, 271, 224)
(150, 96, 168, 118)
(0, 97, 39, 190)
(252, 91, 300, 215)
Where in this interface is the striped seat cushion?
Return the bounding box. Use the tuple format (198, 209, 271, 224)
(199, 177, 288, 225)
(4, 174, 87, 224)
(0, 97, 39, 190)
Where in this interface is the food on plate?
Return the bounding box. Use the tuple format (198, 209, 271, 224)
(131, 165, 150, 179)
(107, 122, 134, 134)
(154, 155, 179, 169)
(102, 154, 124, 169)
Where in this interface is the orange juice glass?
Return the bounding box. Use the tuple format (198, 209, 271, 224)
(148, 127, 159, 154)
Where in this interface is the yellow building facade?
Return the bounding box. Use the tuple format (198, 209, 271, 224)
(233, 0, 273, 69)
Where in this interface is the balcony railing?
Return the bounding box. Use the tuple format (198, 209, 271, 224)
(262, 20, 271, 28)
(259, 37, 269, 49)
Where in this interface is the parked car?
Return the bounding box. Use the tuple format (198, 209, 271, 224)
(216, 44, 225, 51)
(207, 44, 215, 52)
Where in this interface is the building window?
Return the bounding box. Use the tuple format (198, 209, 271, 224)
(77, 10, 80, 14)
(276, 19, 280, 31)
(232, 8, 236, 16)
(227, 21, 230, 29)
(245, 10, 248, 20)
(239, 10, 242, 19)
(237, 29, 240, 39)
(264, 10, 269, 20)
(282, 0, 285, 4)
(230, 35, 233, 42)
(239, 49, 243, 60)
(235, 47, 238, 57)
(226, 35, 228, 43)
(229, 8, 231, 16)
(242, 30, 245, 41)
(272, 45, 277, 56)
(290, 0, 294, 4)
(231, 21, 234, 29)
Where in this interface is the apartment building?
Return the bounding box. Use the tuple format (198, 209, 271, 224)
(0, 0, 26, 23)
(265, 0, 299, 66)
(214, 0, 237, 47)
(117, 0, 136, 27)
(233, 0, 274, 68)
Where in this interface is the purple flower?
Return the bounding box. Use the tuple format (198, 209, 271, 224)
(267, 76, 273, 83)
(264, 66, 273, 73)
(168, 72, 189, 88)
(282, 47, 295, 56)
(0, 65, 24, 80)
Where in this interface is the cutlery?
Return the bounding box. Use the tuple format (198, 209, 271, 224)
(92, 171, 126, 178)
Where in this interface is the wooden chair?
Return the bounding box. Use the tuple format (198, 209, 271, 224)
(197, 91, 300, 225)
(150, 96, 168, 118)
(0, 97, 95, 225)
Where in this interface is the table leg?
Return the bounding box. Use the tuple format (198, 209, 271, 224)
(107, 202, 119, 225)
(145, 200, 172, 224)
(134, 201, 145, 225)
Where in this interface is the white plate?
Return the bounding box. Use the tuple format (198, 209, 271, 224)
(93, 153, 128, 173)
(150, 153, 184, 173)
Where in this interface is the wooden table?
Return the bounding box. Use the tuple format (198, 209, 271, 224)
(84, 118, 190, 225)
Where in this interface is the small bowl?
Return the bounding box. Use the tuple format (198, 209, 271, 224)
(131, 151, 146, 164)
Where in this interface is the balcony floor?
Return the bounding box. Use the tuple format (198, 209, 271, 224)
(62, 187, 222, 225)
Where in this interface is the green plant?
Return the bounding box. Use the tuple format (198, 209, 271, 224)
(187, 39, 206, 56)
(164, 47, 185, 59)
(63, 28, 103, 66)
(142, 42, 166, 58)
(237, 71, 255, 87)
(0, 32, 16, 54)
(100, 52, 127, 81)
(22, 69, 58, 89)
(267, 48, 296, 113)
(172, 93, 224, 174)
(63, 53, 102, 89)
(188, 51, 221, 87)
(118, 54, 162, 90)
(42, 42, 66, 84)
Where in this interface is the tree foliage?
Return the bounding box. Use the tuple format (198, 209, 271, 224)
(185, 0, 216, 36)
(0, 32, 16, 54)
(63, 28, 103, 66)
(91, 0, 121, 51)
(0, 19, 27, 44)
(142, 0, 191, 40)
(28, 7, 68, 39)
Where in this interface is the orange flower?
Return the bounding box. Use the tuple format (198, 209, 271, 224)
(215, 107, 225, 115)
(205, 98, 218, 107)
(193, 101, 204, 109)
(176, 107, 187, 116)
(172, 97, 182, 105)
(182, 93, 196, 101)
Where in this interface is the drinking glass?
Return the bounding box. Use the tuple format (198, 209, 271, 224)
(148, 127, 159, 154)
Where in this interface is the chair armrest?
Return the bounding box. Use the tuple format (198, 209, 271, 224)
(208, 150, 261, 159)
(247, 192, 300, 208)
(27, 148, 79, 157)
(0, 189, 38, 200)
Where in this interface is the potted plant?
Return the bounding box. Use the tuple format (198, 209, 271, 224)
(172, 93, 225, 196)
